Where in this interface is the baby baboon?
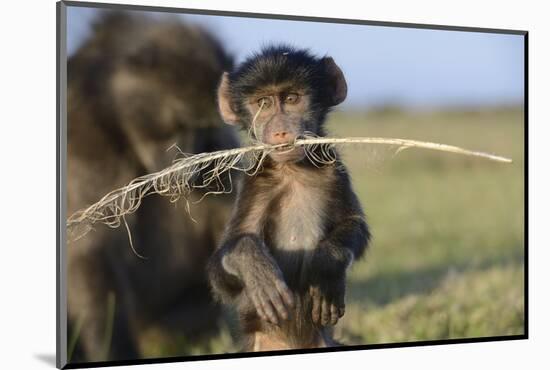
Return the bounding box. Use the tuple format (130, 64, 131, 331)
(67, 12, 239, 362)
(207, 45, 370, 351)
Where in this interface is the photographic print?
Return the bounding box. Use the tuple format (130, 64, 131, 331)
(57, 1, 526, 368)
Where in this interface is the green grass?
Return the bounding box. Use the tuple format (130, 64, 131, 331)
(144, 107, 525, 356)
(330, 107, 525, 344)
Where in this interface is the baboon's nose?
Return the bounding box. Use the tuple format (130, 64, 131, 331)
(271, 131, 291, 144)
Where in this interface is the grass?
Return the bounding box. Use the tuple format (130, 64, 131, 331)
(331, 107, 525, 344)
(145, 107, 525, 356)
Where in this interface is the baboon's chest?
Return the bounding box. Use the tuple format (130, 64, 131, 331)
(271, 179, 327, 252)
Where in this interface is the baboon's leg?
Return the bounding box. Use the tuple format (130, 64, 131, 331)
(67, 230, 138, 362)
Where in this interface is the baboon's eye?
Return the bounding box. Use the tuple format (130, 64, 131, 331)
(285, 93, 300, 105)
(257, 96, 272, 108)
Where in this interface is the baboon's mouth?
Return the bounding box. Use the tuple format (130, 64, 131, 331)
(269, 146, 305, 163)
(274, 145, 294, 152)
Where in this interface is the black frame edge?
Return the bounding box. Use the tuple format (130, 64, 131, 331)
(63, 0, 527, 35)
(57, 1, 68, 369)
(523, 32, 529, 338)
(63, 334, 527, 369)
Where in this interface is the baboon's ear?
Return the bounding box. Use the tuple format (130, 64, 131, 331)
(322, 57, 347, 106)
(217, 72, 239, 125)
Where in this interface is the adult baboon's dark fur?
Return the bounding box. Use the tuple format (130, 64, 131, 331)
(67, 12, 239, 362)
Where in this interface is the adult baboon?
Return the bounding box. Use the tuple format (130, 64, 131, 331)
(67, 12, 239, 362)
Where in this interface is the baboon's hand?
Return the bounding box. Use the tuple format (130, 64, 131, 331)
(309, 277, 346, 326)
(244, 268, 294, 325)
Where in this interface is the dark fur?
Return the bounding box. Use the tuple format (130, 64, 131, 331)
(226, 45, 339, 136)
(208, 46, 370, 351)
(67, 12, 239, 362)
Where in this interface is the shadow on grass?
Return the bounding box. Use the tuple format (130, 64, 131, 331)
(348, 247, 524, 307)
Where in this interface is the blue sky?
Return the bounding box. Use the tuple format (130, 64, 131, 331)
(67, 7, 524, 110)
